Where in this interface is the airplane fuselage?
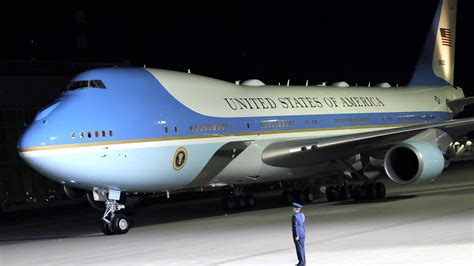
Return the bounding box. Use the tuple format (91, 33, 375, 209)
(17, 68, 463, 192)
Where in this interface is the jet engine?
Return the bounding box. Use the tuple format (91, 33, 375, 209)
(384, 141, 445, 184)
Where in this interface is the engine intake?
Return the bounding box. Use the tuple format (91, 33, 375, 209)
(384, 141, 445, 184)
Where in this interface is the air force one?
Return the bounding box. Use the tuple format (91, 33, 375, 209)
(17, 0, 474, 235)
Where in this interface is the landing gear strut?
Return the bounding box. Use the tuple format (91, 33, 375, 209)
(95, 189, 132, 235)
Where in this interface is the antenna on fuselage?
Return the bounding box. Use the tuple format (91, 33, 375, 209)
(287, 79, 290, 86)
(143, 64, 146, 68)
(187, 69, 191, 74)
(368, 81, 371, 87)
(305, 80, 309, 86)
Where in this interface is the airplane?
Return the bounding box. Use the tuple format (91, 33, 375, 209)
(17, 0, 474, 235)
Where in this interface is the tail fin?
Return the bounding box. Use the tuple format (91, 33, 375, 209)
(408, 0, 457, 86)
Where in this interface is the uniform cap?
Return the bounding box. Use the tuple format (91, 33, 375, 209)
(292, 202, 303, 208)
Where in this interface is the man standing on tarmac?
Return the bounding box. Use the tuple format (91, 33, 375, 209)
(292, 202, 306, 266)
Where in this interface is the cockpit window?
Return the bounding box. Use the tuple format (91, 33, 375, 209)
(65, 80, 107, 91)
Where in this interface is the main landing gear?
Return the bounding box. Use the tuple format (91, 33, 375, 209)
(93, 189, 132, 235)
(325, 157, 387, 202)
(280, 179, 320, 205)
(326, 182, 386, 202)
(281, 188, 316, 205)
(222, 187, 256, 211)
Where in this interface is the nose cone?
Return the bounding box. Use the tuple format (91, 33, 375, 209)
(18, 101, 63, 152)
(18, 120, 49, 152)
(17, 118, 69, 186)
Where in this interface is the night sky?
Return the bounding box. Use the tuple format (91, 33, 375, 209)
(1, 1, 473, 91)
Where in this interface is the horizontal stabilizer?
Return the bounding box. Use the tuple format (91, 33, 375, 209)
(447, 96, 474, 115)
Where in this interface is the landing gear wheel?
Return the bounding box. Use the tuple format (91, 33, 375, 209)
(292, 190, 305, 204)
(281, 190, 293, 204)
(351, 185, 366, 201)
(100, 220, 115, 235)
(326, 186, 339, 202)
(366, 183, 377, 200)
(236, 196, 247, 209)
(338, 186, 350, 201)
(375, 182, 386, 199)
(245, 194, 256, 209)
(304, 189, 315, 203)
(111, 214, 130, 235)
(223, 196, 235, 211)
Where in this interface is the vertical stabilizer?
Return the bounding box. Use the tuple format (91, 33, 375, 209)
(409, 0, 457, 86)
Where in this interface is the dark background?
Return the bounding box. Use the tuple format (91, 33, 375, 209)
(1, 0, 472, 87)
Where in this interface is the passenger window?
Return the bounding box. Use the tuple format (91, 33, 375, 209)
(87, 132, 92, 138)
(165, 127, 168, 133)
(102, 130, 106, 137)
(71, 132, 76, 139)
(80, 132, 84, 139)
(95, 131, 99, 138)
(109, 130, 113, 137)
(174, 127, 178, 133)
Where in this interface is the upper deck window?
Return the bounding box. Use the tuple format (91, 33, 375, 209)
(65, 80, 107, 91)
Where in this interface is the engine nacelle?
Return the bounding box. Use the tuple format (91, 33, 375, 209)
(384, 141, 445, 184)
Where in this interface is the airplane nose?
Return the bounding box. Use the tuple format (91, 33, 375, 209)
(18, 121, 45, 152)
(18, 101, 62, 152)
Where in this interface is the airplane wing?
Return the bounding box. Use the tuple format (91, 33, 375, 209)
(262, 118, 474, 168)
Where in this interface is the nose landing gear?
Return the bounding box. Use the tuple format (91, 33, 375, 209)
(100, 199, 130, 235)
(93, 189, 132, 235)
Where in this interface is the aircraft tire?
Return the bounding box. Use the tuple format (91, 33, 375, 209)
(366, 183, 377, 200)
(111, 214, 130, 235)
(304, 189, 315, 203)
(351, 185, 364, 201)
(245, 194, 256, 209)
(375, 183, 386, 199)
(326, 186, 338, 202)
(281, 190, 293, 204)
(293, 190, 305, 203)
(338, 186, 350, 201)
(100, 220, 115, 235)
(236, 196, 247, 210)
(223, 196, 235, 211)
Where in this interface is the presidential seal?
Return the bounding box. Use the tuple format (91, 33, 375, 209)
(173, 147, 188, 171)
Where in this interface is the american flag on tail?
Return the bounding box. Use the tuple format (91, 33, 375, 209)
(439, 28, 452, 47)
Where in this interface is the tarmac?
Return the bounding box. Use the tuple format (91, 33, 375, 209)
(0, 162, 473, 265)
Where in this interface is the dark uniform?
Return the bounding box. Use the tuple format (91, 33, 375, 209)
(292, 203, 306, 266)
